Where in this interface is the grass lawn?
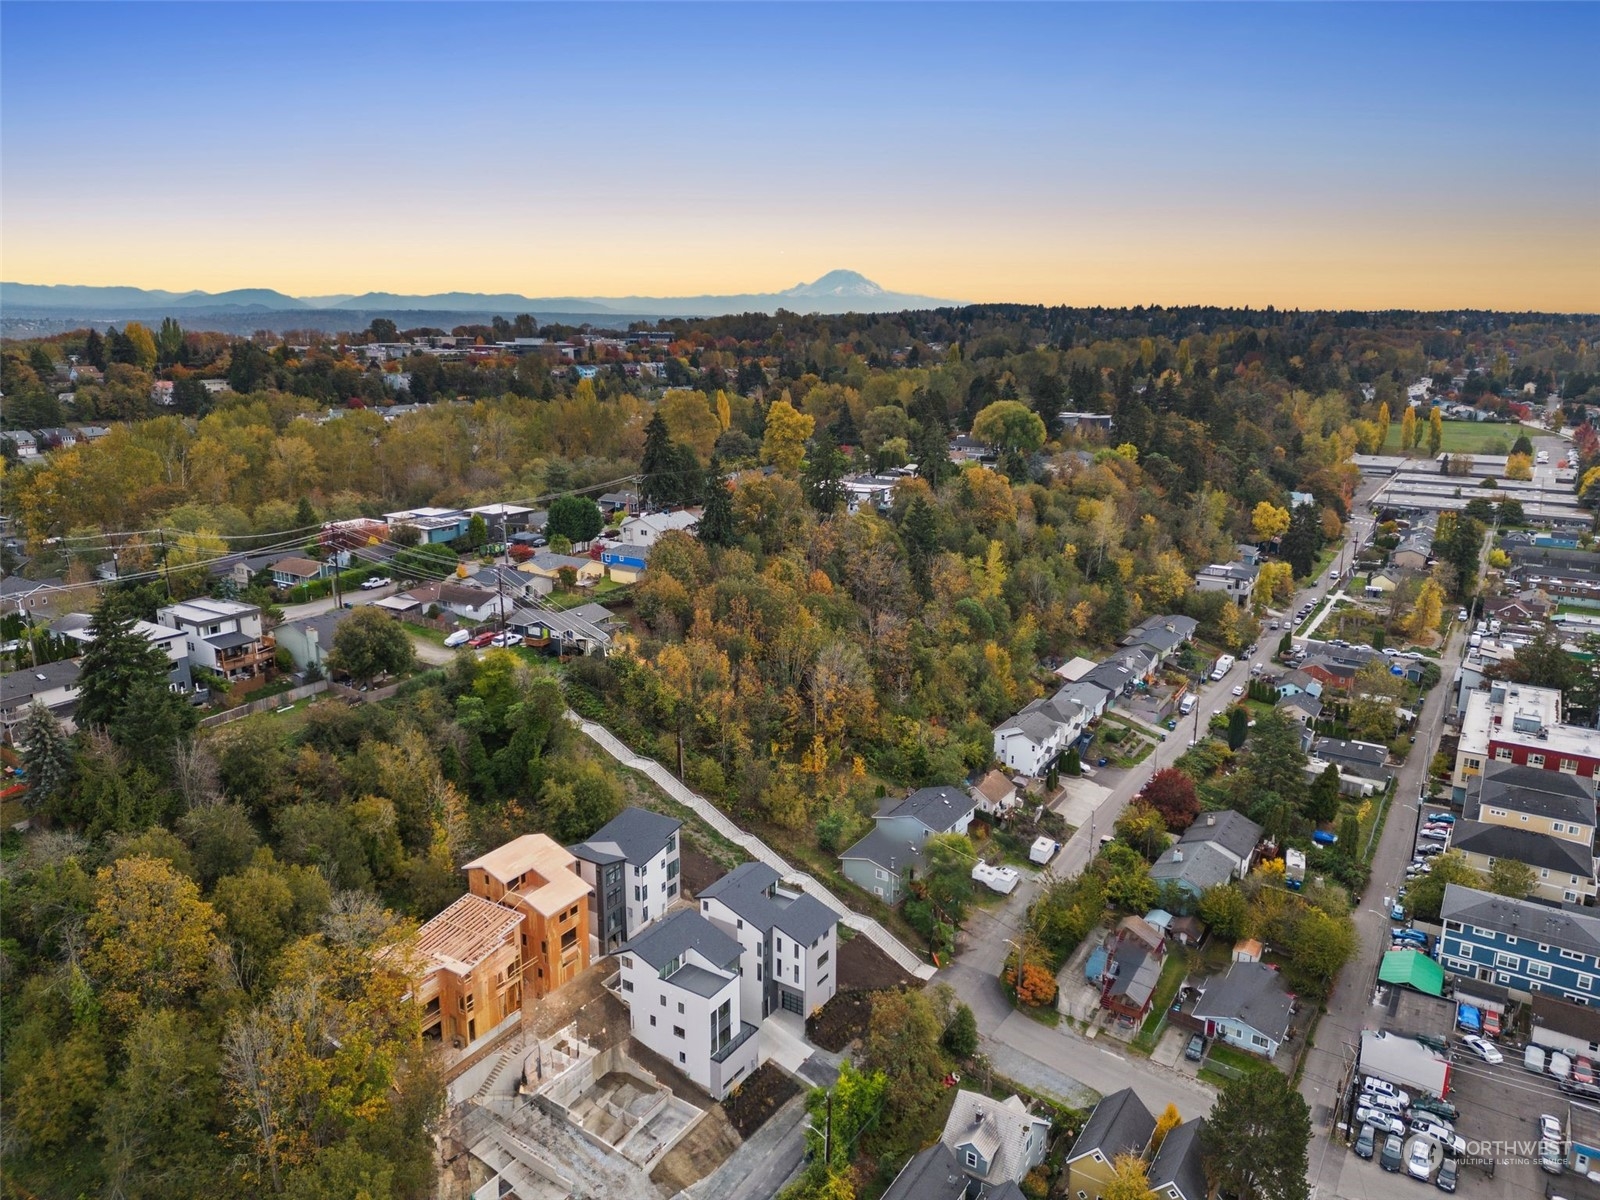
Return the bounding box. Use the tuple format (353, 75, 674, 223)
(1132, 951, 1191, 1053)
(403, 622, 449, 645)
(1380, 420, 1517, 455)
(1206, 1042, 1274, 1076)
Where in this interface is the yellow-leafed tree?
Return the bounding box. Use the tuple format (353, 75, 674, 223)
(1252, 501, 1291, 542)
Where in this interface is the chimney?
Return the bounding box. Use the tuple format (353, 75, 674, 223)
(974, 1109, 985, 1126)
(1206, 814, 1216, 826)
(1173, 848, 1184, 862)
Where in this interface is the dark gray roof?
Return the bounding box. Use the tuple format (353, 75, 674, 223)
(1149, 841, 1237, 892)
(665, 962, 732, 998)
(1531, 993, 1600, 1045)
(1277, 693, 1324, 720)
(1193, 962, 1294, 1042)
(1177, 810, 1262, 862)
(880, 1143, 968, 1200)
(983, 1184, 1026, 1200)
(1468, 762, 1597, 827)
(283, 608, 351, 645)
(0, 574, 65, 598)
(887, 786, 976, 833)
(1442, 883, 1600, 958)
(1449, 820, 1594, 876)
(1147, 1117, 1208, 1200)
(206, 630, 256, 650)
(1312, 737, 1388, 769)
(1067, 1087, 1155, 1163)
(840, 826, 924, 876)
(0, 659, 81, 711)
(569, 807, 680, 867)
(1107, 943, 1162, 1008)
(699, 862, 840, 947)
(1277, 668, 1317, 691)
(622, 909, 742, 973)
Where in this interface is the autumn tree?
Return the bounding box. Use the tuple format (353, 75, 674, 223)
(1506, 452, 1533, 481)
(762, 396, 814, 475)
(803, 1059, 888, 1177)
(860, 987, 949, 1137)
(85, 855, 224, 1027)
(1143, 767, 1200, 831)
(1102, 1153, 1155, 1200)
(1428, 407, 1444, 457)
(1198, 883, 1249, 940)
(1407, 578, 1444, 640)
(1115, 801, 1169, 860)
(1400, 405, 1418, 453)
(971, 399, 1046, 453)
(1152, 1102, 1183, 1151)
(1251, 501, 1290, 543)
(1487, 856, 1536, 898)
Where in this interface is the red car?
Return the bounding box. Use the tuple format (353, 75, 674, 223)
(467, 630, 498, 649)
(1576, 1057, 1595, 1087)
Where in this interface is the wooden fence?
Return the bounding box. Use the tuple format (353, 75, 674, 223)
(198, 680, 329, 727)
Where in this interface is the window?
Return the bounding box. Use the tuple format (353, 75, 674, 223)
(1529, 962, 1553, 980)
(736, 919, 743, 930)
(1473, 926, 1496, 938)
(817, 951, 830, 968)
(1495, 952, 1521, 970)
(702, 901, 709, 913)
(1530, 754, 1546, 767)
(874, 868, 888, 881)
(679, 1052, 686, 1064)
(1495, 749, 1513, 763)
(1569, 891, 1581, 902)
(1506, 936, 1518, 946)
(1540, 944, 1551, 953)
(464, 993, 474, 1011)
(965, 1151, 979, 1169)
(1581, 975, 1594, 991)
(650, 1015, 656, 1026)
(1489, 807, 1506, 817)
(1446, 956, 1473, 972)
(622, 980, 633, 993)
(677, 1002, 684, 1014)
(1554, 823, 1566, 834)
(775, 936, 782, 953)
(673, 1026, 685, 1039)
(1542, 869, 1551, 879)
(1497, 972, 1512, 985)
(1561, 949, 1586, 961)
(1251, 1034, 1269, 1049)
(1522, 814, 1530, 822)
(660, 995, 667, 1006)
(1563, 759, 1579, 772)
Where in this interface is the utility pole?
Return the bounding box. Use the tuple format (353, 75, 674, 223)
(158, 528, 172, 600)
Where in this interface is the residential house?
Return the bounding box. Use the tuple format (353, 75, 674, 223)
(940, 1090, 1052, 1191)
(1146, 1118, 1209, 1200)
(504, 602, 615, 655)
(1531, 993, 1600, 1059)
(1309, 736, 1394, 789)
(1192, 961, 1296, 1057)
(1065, 1088, 1156, 1200)
(50, 611, 192, 691)
(1055, 678, 1112, 721)
(1055, 411, 1116, 433)
(1392, 527, 1435, 572)
(972, 769, 1019, 818)
(1299, 655, 1358, 694)
(34, 427, 77, 450)
(0, 574, 76, 616)
(383, 506, 468, 544)
(1100, 918, 1166, 1022)
(519, 551, 605, 585)
(2, 431, 38, 458)
(150, 380, 175, 405)
(618, 509, 699, 548)
(1235, 543, 1265, 566)
(1149, 810, 1262, 900)
(156, 597, 274, 682)
(1276, 692, 1323, 725)
(463, 834, 592, 998)
(599, 544, 650, 584)
(462, 565, 542, 607)
(596, 490, 640, 517)
(699, 861, 841, 1017)
(269, 556, 329, 590)
(273, 609, 352, 673)
(568, 807, 682, 953)
(1081, 655, 1143, 701)
(992, 701, 1077, 778)
(1439, 883, 1600, 1004)
(1194, 561, 1258, 606)
(616, 910, 760, 1098)
(210, 549, 282, 590)
(413, 892, 526, 1050)
(370, 580, 443, 618)
(465, 503, 538, 538)
(0, 659, 82, 742)
(879, 1144, 971, 1200)
(840, 473, 901, 514)
(437, 581, 504, 624)
(1274, 669, 1323, 700)
(1120, 614, 1198, 664)
(840, 786, 977, 904)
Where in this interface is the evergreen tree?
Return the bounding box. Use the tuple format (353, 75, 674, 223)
(698, 459, 736, 547)
(901, 498, 939, 600)
(295, 496, 320, 531)
(1227, 706, 1249, 751)
(640, 412, 676, 506)
(1306, 763, 1342, 824)
(76, 593, 197, 767)
(17, 701, 73, 813)
(1202, 1070, 1311, 1200)
(802, 431, 849, 514)
(1281, 502, 1322, 578)
(83, 327, 107, 370)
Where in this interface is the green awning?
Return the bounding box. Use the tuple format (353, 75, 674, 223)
(1380, 949, 1445, 997)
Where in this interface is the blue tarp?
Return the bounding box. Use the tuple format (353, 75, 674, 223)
(1456, 1003, 1482, 1033)
(1085, 946, 1108, 984)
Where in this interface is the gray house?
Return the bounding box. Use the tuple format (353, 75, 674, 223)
(841, 786, 976, 904)
(940, 1090, 1051, 1190)
(1193, 961, 1295, 1057)
(569, 807, 682, 953)
(1148, 810, 1263, 900)
(274, 608, 352, 673)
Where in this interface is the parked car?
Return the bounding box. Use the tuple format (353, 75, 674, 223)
(1362, 1079, 1410, 1106)
(1360, 1091, 1405, 1116)
(1379, 1133, 1405, 1172)
(1393, 929, 1429, 949)
(1458, 609, 1469, 622)
(1541, 1114, 1564, 1141)
(1435, 1155, 1458, 1192)
(1406, 1139, 1434, 1180)
(1416, 844, 1445, 857)
(1390, 904, 1407, 922)
(1419, 829, 1450, 842)
(489, 631, 520, 648)
(1355, 1107, 1404, 1137)
(360, 575, 391, 590)
(1185, 1034, 1205, 1062)
(1461, 1034, 1503, 1064)
(1353, 1123, 1377, 1160)
(1410, 1092, 1457, 1119)
(1575, 1056, 1595, 1087)
(1231, 684, 1244, 696)
(1526, 1045, 1548, 1074)
(467, 630, 498, 648)
(1426, 813, 1456, 825)
(442, 629, 471, 648)
(1550, 1050, 1574, 1081)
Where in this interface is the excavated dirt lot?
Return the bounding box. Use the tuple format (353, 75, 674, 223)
(721, 1061, 802, 1138)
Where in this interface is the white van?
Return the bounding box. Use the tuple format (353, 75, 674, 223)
(443, 629, 471, 648)
(1179, 695, 1197, 716)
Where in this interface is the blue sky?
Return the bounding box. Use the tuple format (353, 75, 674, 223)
(3, 2, 1596, 309)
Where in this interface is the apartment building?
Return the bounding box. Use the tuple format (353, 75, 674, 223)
(1440, 883, 1600, 1005)
(1453, 682, 1600, 802)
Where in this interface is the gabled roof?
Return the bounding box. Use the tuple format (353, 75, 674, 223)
(623, 908, 742, 974)
(940, 1091, 1049, 1185)
(996, 708, 1066, 746)
(1276, 693, 1323, 720)
(271, 556, 324, 578)
(884, 786, 976, 833)
(1066, 1087, 1155, 1164)
(1449, 820, 1594, 876)
(1177, 810, 1262, 862)
(569, 807, 681, 867)
(414, 892, 524, 976)
(1311, 737, 1387, 770)
(880, 1143, 968, 1200)
(840, 826, 924, 876)
(1149, 841, 1237, 892)
(1146, 1117, 1208, 1200)
(1468, 762, 1597, 827)
(1107, 942, 1162, 1009)
(699, 862, 840, 947)
(0, 659, 82, 711)
(1193, 961, 1294, 1042)
(974, 770, 1017, 806)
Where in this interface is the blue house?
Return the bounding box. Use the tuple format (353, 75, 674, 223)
(1439, 883, 1600, 1005)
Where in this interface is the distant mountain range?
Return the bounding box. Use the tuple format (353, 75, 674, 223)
(0, 270, 961, 333)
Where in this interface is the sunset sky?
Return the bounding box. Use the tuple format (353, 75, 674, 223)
(3, 2, 1596, 311)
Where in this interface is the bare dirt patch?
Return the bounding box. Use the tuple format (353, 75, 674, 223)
(838, 933, 917, 991)
(649, 1103, 741, 1194)
(680, 842, 726, 897)
(807, 989, 880, 1054)
(722, 1061, 801, 1139)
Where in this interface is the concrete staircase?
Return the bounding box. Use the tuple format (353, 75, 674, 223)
(573, 714, 934, 980)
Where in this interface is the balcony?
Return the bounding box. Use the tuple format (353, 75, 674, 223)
(212, 633, 276, 678)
